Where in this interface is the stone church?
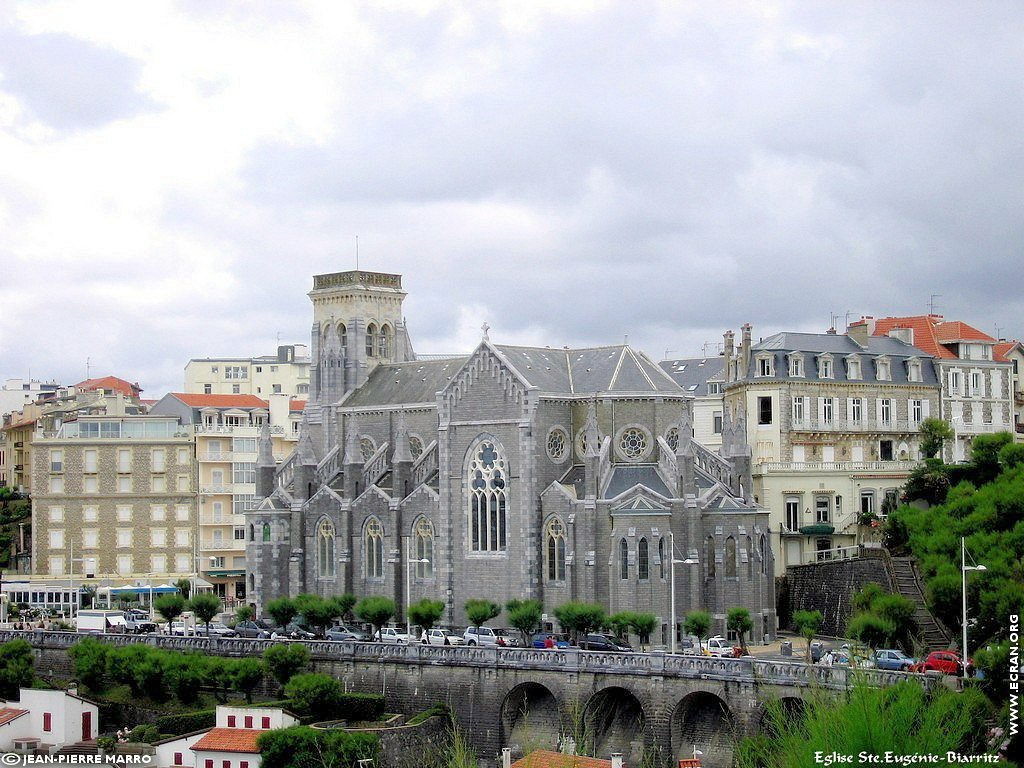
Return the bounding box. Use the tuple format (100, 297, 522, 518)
(246, 269, 776, 642)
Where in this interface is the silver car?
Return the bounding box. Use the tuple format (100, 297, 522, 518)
(421, 628, 464, 646)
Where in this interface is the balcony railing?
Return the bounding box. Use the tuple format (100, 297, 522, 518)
(199, 452, 233, 461)
(790, 418, 918, 433)
(758, 460, 920, 473)
(199, 485, 231, 495)
(194, 424, 285, 436)
(202, 540, 244, 551)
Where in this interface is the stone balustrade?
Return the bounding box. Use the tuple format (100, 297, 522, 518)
(3, 630, 932, 692)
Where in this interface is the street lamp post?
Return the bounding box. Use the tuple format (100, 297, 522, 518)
(960, 536, 986, 679)
(405, 538, 430, 629)
(669, 531, 698, 655)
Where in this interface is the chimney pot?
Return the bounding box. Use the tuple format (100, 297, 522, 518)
(502, 747, 512, 768)
(611, 754, 624, 768)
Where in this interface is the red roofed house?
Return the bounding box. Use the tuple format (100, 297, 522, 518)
(0, 688, 99, 754)
(75, 376, 143, 401)
(155, 706, 298, 768)
(994, 340, 1024, 441)
(868, 315, 1015, 460)
(506, 749, 626, 768)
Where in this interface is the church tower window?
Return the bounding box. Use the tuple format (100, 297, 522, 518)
(725, 536, 737, 577)
(638, 537, 649, 581)
(414, 517, 434, 578)
(659, 537, 666, 579)
(317, 519, 336, 578)
(546, 428, 568, 463)
(338, 323, 347, 349)
(366, 323, 378, 357)
(262, 523, 271, 542)
(378, 325, 391, 358)
(545, 518, 566, 581)
(365, 518, 384, 578)
(468, 440, 508, 552)
(619, 538, 629, 580)
(706, 536, 716, 579)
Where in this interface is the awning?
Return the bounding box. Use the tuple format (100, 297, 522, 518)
(107, 615, 126, 626)
(205, 570, 245, 578)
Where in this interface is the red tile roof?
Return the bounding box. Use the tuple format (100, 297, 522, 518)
(510, 751, 617, 768)
(190, 728, 262, 753)
(932, 320, 995, 344)
(872, 316, 956, 359)
(994, 341, 1020, 363)
(289, 400, 306, 412)
(75, 376, 143, 398)
(0, 707, 28, 726)
(171, 393, 269, 409)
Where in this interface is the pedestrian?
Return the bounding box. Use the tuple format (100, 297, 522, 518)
(544, 635, 555, 649)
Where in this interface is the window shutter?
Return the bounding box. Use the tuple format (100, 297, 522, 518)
(923, 399, 931, 418)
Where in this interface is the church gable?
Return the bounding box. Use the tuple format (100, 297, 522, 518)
(440, 342, 532, 423)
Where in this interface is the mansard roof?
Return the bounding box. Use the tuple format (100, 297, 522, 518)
(493, 344, 683, 395)
(342, 357, 468, 408)
(659, 357, 725, 394)
(755, 332, 929, 357)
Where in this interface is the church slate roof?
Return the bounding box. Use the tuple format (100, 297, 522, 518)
(603, 465, 672, 499)
(659, 357, 726, 394)
(341, 358, 468, 407)
(494, 344, 683, 395)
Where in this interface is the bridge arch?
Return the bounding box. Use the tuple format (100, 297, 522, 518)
(500, 682, 561, 758)
(582, 686, 646, 764)
(755, 694, 808, 737)
(670, 689, 737, 768)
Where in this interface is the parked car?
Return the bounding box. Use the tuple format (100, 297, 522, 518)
(836, 643, 876, 668)
(705, 636, 737, 658)
(421, 628, 464, 646)
(909, 650, 966, 676)
(582, 634, 632, 652)
(193, 621, 238, 638)
(493, 628, 521, 647)
(271, 622, 316, 640)
(532, 632, 571, 649)
(376, 626, 410, 644)
(810, 641, 829, 663)
(234, 620, 272, 639)
(327, 624, 369, 641)
(122, 610, 158, 635)
(873, 649, 916, 671)
(168, 620, 192, 636)
(464, 626, 501, 646)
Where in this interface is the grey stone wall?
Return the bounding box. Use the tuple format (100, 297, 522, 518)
(782, 552, 892, 636)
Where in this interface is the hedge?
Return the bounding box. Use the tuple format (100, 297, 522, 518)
(337, 693, 385, 721)
(155, 709, 216, 735)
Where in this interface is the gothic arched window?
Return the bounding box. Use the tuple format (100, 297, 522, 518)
(759, 534, 767, 575)
(262, 523, 271, 543)
(468, 440, 507, 552)
(725, 536, 737, 577)
(638, 537, 649, 581)
(366, 323, 378, 357)
(338, 323, 347, 349)
(317, 518, 336, 578)
(366, 518, 384, 578)
(378, 325, 391, 358)
(545, 518, 566, 581)
(414, 517, 434, 578)
(706, 536, 716, 579)
(619, 538, 629, 580)
(659, 537, 666, 579)
(747, 535, 754, 578)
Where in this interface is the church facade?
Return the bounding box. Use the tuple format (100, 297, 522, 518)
(246, 270, 776, 642)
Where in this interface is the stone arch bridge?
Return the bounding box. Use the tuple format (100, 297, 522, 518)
(8, 632, 929, 768)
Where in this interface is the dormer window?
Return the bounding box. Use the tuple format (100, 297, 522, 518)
(906, 358, 922, 383)
(818, 355, 834, 379)
(846, 356, 862, 380)
(788, 354, 804, 377)
(756, 355, 774, 377)
(876, 357, 891, 381)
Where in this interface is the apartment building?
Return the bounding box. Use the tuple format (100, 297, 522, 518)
(659, 357, 726, 451)
(871, 316, 1014, 460)
(30, 414, 197, 586)
(995, 340, 1024, 441)
(0, 378, 64, 419)
(184, 345, 311, 398)
(723, 323, 941, 575)
(150, 393, 297, 604)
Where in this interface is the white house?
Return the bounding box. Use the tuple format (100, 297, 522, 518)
(154, 706, 298, 768)
(0, 688, 98, 752)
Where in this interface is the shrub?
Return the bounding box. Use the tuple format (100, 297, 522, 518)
(263, 644, 309, 692)
(0, 640, 34, 698)
(337, 692, 385, 722)
(69, 638, 109, 692)
(284, 673, 344, 718)
(129, 724, 160, 744)
(155, 709, 216, 736)
(258, 727, 379, 768)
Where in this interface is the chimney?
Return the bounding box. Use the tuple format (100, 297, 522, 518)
(740, 323, 752, 377)
(723, 330, 735, 382)
(611, 754, 624, 768)
(847, 316, 875, 348)
(888, 327, 914, 345)
(501, 748, 511, 768)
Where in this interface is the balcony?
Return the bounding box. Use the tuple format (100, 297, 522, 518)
(758, 460, 920, 473)
(200, 514, 241, 526)
(194, 424, 284, 436)
(789, 418, 917, 433)
(202, 540, 244, 551)
(199, 485, 231, 495)
(199, 451, 233, 461)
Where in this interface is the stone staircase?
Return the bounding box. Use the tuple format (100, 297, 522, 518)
(54, 740, 98, 757)
(888, 555, 953, 651)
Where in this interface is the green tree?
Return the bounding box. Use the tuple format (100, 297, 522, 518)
(166, 653, 204, 704)
(901, 458, 951, 506)
(464, 599, 501, 629)
(847, 613, 896, 653)
(330, 593, 358, 622)
(295, 594, 339, 636)
(998, 442, 1024, 470)
(263, 644, 309, 693)
(792, 610, 823, 663)
(154, 594, 186, 628)
(69, 638, 108, 692)
(117, 590, 138, 610)
(919, 417, 954, 459)
(552, 601, 605, 647)
(285, 672, 345, 717)
(506, 599, 544, 647)
(203, 657, 235, 703)
(232, 657, 265, 704)
(852, 583, 887, 613)
(174, 578, 192, 601)
(188, 592, 222, 636)
(683, 610, 712, 653)
(969, 432, 1014, 484)
(265, 597, 298, 630)
(727, 607, 754, 654)
(606, 611, 635, 642)
(234, 605, 254, 625)
(355, 596, 396, 641)
(628, 613, 658, 651)
(408, 599, 445, 638)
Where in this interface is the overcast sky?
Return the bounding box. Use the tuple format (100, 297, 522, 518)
(2, 1, 1022, 399)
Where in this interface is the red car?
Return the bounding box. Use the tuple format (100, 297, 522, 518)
(909, 650, 967, 675)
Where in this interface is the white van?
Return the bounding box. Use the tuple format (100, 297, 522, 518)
(76, 610, 127, 634)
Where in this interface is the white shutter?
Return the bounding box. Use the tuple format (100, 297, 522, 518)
(923, 399, 931, 418)
(876, 399, 883, 425)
